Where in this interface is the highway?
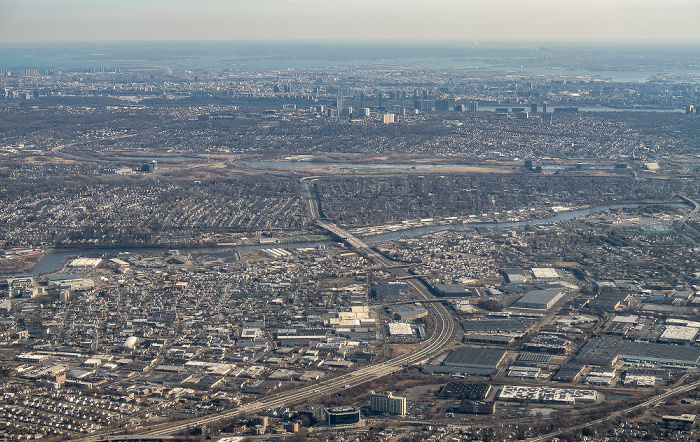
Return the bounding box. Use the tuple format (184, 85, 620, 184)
(89, 178, 458, 440)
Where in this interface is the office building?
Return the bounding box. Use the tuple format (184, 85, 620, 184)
(326, 406, 361, 426)
(370, 391, 406, 415)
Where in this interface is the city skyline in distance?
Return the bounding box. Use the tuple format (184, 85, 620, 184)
(1, 0, 699, 43)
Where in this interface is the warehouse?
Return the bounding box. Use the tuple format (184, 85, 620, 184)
(512, 287, 565, 310)
(531, 267, 559, 280)
(575, 337, 700, 367)
(434, 283, 471, 297)
(658, 325, 698, 344)
(423, 347, 507, 376)
(462, 319, 525, 334)
(68, 258, 102, 268)
(502, 268, 527, 284)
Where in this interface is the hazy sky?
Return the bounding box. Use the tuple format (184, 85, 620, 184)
(1, 0, 699, 42)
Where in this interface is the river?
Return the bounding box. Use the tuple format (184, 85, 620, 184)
(4, 201, 684, 277)
(2, 241, 331, 278)
(364, 202, 683, 243)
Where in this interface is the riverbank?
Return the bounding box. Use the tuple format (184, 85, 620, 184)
(2, 200, 688, 278)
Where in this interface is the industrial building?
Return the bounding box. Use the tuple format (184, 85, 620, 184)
(502, 268, 527, 284)
(423, 347, 507, 376)
(462, 319, 525, 334)
(68, 258, 102, 268)
(512, 287, 565, 310)
(499, 385, 597, 405)
(434, 283, 471, 297)
(373, 282, 407, 300)
(575, 337, 700, 367)
(531, 267, 559, 279)
(658, 325, 698, 344)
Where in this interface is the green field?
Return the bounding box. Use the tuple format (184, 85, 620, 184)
(278, 234, 331, 244)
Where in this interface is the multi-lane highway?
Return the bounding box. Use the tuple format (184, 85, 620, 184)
(95, 178, 457, 440)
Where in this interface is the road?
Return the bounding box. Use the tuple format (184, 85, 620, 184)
(678, 194, 700, 221)
(529, 377, 700, 441)
(82, 178, 457, 440)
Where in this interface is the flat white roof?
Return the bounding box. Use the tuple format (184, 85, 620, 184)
(531, 268, 559, 279)
(388, 322, 413, 336)
(660, 325, 698, 342)
(612, 315, 639, 323)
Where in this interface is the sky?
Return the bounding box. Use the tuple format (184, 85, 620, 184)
(0, 0, 699, 43)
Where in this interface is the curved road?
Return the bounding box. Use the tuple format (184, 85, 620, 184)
(89, 178, 457, 440)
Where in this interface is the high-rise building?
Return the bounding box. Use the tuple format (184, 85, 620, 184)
(530, 103, 538, 113)
(435, 99, 454, 111)
(355, 108, 370, 117)
(382, 113, 396, 124)
(370, 391, 407, 416)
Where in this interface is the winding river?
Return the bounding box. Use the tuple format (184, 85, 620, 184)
(4, 202, 684, 277)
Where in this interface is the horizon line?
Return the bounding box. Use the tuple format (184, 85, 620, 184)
(2, 38, 700, 45)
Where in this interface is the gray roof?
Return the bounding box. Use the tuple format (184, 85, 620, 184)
(462, 319, 525, 333)
(513, 287, 563, 307)
(576, 338, 700, 367)
(442, 347, 506, 368)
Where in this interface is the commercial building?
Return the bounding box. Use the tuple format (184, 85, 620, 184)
(326, 406, 362, 426)
(498, 385, 597, 405)
(439, 382, 492, 400)
(298, 403, 326, 423)
(387, 322, 413, 337)
(389, 304, 428, 320)
(459, 400, 496, 415)
(370, 391, 406, 415)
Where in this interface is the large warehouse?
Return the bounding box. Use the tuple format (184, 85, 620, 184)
(575, 337, 700, 367)
(423, 347, 507, 376)
(512, 287, 565, 310)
